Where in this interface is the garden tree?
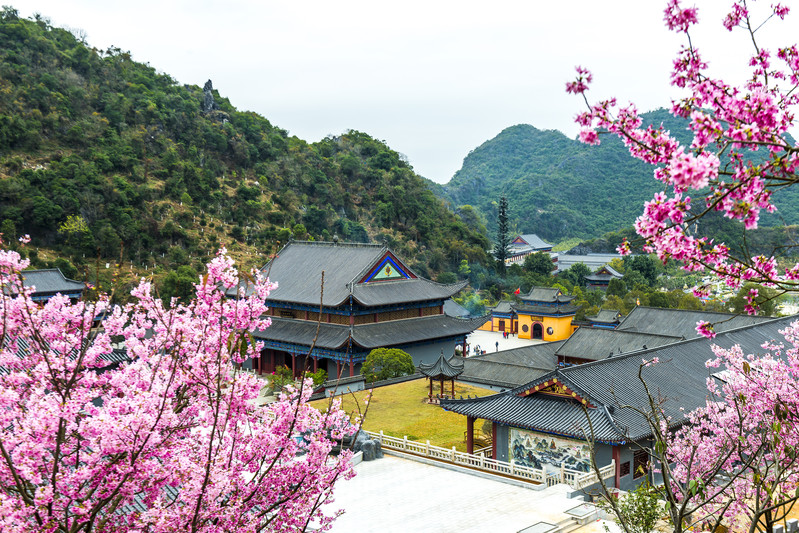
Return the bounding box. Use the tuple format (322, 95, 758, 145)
(493, 196, 511, 273)
(361, 348, 416, 382)
(570, 1, 799, 530)
(598, 481, 664, 533)
(522, 251, 555, 276)
(0, 239, 357, 532)
(624, 255, 657, 286)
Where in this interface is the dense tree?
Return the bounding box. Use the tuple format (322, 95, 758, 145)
(361, 348, 416, 382)
(522, 251, 554, 276)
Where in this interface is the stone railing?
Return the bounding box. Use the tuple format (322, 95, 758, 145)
(366, 430, 614, 490)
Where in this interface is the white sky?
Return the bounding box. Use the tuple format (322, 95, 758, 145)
(12, 0, 799, 183)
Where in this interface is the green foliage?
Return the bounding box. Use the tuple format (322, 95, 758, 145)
(523, 252, 554, 276)
(361, 348, 415, 383)
(309, 368, 327, 387)
(439, 111, 799, 242)
(158, 264, 197, 304)
(598, 480, 665, 533)
(493, 196, 510, 270)
(271, 365, 294, 389)
(0, 14, 490, 279)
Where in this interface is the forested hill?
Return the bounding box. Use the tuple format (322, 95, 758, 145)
(0, 8, 490, 287)
(440, 110, 799, 242)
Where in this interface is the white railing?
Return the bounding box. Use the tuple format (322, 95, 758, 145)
(366, 430, 615, 490)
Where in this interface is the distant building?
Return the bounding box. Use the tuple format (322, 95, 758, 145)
(239, 241, 487, 379)
(478, 286, 577, 342)
(505, 234, 553, 266)
(16, 269, 85, 303)
(555, 253, 623, 273)
(585, 265, 623, 291)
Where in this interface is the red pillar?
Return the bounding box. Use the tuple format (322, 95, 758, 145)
(336, 361, 341, 379)
(349, 357, 354, 377)
(269, 350, 275, 374)
(491, 422, 498, 459)
(613, 446, 621, 489)
(291, 353, 296, 378)
(466, 417, 475, 454)
(313, 356, 318, 372)
(429, 379, 433, 399)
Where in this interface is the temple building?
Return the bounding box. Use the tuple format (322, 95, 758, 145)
(17, 269, 85, 303)
(584, 264, 623, 291)
(478, 286, 577, 342)
(505, 234, 553, 266)
(242, 241, 486, 379)
(443, 312, 790, 491)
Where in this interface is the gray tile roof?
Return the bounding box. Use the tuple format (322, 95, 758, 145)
(249, 241, 465, 307)
(20, 269, 84, 295)
(617, 306, 771, 338)
(457, 342, 560, 389)
(352, 315, 489, 349)
(419, 353, 464, 379)
(491, 300, 514, 314)
(351, 278, 467, 307)
(521, 286, 575, 304)
(586, 309, 622, 324)
(512, 303, 578, 316)
(444, 299, 471, 318)
(554, 328, 682, 362)
(511, 234, 552, 250)
(252, 314, 488, 351)
(443, 315, 798, 444)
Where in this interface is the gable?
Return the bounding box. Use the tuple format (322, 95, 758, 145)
(511, 236, 528, 245)
(518, 377, 594, 407)
(360, 252, 416, 283)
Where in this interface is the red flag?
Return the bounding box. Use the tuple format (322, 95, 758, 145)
(514, 287, 521, 295)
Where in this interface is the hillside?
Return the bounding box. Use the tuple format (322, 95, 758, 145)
(0, 8, 490, 289)
(441, 110, 799, 242)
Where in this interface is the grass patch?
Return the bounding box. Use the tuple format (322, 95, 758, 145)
(311, 378, 496, 451)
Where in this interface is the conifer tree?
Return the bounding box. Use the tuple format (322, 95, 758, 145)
(494, 196, 510, 273)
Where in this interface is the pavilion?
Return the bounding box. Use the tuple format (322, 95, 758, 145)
(419, 351, 464, 400)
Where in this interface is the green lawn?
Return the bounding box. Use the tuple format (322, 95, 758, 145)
(310, 378, 496, 451)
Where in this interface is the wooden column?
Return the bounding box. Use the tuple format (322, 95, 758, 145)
(313, 356, 318, 372)
(429, 379, 433, 399)
(291, 353, 296, 378)
(349, 357, 354, 377)
(613, 446, 621, 489)
(491, 422, 498, 459)
(440, 378, 444, 397)
(466, 416, 475, 454)
(336, 361, 341, 379)
(451, 378, 455, 396)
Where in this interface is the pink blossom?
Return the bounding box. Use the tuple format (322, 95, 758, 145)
(664, 0, 699, 32)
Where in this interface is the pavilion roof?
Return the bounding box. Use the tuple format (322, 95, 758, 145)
(14, 269, 85, 298)
(512, 302, 578, 317)
(521, 286, 575, 304)
(419, 352, 464, 379)
(442, 315, 797, 444)
(586, 309, 623, 324)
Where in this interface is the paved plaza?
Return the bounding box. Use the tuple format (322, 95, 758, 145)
(324, 454, 618, 533)
(466, 329, 546, 355)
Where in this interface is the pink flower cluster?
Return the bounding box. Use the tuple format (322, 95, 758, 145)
(0, 241, 357, 532)
(567, 0, 799, 321)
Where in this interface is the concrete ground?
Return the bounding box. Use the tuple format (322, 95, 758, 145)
(324, 454, 619, 533)
(466, 329, 547, 355)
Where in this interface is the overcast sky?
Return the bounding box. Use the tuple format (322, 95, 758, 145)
(13, 0, 799, 183)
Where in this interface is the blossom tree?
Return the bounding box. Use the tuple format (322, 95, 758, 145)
(569, 1, 799, 531)
(569, 0, 799, 331)
(0, 238, 357, 532)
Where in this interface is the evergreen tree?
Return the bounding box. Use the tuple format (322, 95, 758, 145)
(494, 196, 510, 273)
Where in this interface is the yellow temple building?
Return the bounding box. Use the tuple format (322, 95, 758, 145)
(478, 286, 578, 342)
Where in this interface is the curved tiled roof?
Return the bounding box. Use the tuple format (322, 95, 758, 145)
(555, 328, 682, 361)
(419, 352, 464, 379)
(443, 315, 798, 444)
(252, 314, 489, 351)
(512, 303, 578, 316)
(617, 306, 770, 337)
(351, 278, 466, 307)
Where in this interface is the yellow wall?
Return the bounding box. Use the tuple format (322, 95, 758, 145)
(478, 316, 514, 332)
(516, 314, 573, 342)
